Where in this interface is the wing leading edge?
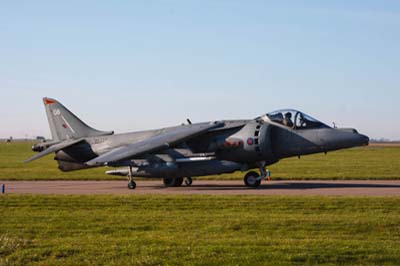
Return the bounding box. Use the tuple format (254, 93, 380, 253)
(85, 122, 224, 166)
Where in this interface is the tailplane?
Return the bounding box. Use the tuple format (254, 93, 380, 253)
(43, 97, 113, 141)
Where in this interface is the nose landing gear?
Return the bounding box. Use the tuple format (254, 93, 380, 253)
(244, 171, 261, 188)
(243, 162, 271, 188)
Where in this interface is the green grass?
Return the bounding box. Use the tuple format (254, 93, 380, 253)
(1, 142, 400, 180)
(1, 195, 400, 265)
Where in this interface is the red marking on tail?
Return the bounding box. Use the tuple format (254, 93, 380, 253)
(44, 98, 56, 105)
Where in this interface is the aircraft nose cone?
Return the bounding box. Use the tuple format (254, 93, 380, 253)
(338, 128, 369, 147)
(358, 134, 370, 146)
(331, 128, 369, 149)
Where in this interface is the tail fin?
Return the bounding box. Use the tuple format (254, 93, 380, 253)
(43, 97, 113, 141)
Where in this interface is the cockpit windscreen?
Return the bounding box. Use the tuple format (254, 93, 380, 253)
(265, 109, 330, 130)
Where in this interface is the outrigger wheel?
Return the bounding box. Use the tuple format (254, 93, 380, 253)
(244, 171, 261, 188)
(128, 181, 136, 190)
(127, 166, 136, 190)
(163, 177, 184, 187)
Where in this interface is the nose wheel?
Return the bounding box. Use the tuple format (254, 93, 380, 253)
(244, 171, 261, 188)
(243, 162, 271, 188)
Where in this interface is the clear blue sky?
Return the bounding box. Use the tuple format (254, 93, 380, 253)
(1, 1, 399, 140)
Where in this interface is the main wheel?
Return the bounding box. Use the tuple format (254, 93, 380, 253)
(128, 181, 136, 190)
(163, 177, 184, 187)
(174, 177, 184, 187)
(184, 177, 193, 186)
(163, 177, 175, 187)
(244, 171, 261, 188)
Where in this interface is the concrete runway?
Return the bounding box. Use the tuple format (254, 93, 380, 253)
(2, 180, 400, 196)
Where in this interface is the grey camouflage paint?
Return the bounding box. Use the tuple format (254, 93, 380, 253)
(27, 98, 369, 185)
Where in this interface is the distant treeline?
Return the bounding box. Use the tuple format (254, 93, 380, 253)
(370, 139, 400, 143)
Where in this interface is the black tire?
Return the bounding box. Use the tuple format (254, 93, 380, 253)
(184, 177, 193, 186)
(163, 177, 184, 187)
(244, 171, 261, 188)
(128, 181, 136, 190)
(163, 177, 175, 187)
(174, 177, 184, 187)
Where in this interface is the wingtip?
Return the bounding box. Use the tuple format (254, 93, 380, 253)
(24, 158, 33, 164)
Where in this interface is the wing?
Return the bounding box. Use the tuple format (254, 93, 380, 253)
(85, 122, 224, 166)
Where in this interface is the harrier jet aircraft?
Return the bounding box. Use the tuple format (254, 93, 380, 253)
(26, 98, 369, 189)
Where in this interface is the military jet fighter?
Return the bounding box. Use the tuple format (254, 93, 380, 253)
(26, 98, 369, 189)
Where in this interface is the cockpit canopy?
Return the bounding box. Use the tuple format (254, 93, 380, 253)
(259, 109, 330, 130)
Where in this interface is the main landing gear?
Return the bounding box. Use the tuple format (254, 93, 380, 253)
(184, 177, 193, 186)
(163, 177, 193, 187)
(127, 166, 136, 190)
(244, 162, 271, 188)
(125, 166, 193, 190)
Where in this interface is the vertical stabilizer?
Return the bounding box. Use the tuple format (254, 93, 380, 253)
(43, 97, 113, 141)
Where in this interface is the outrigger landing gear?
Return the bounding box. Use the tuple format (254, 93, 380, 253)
(128, 181, 136, 190)
(244, 162, 270, 188)
(127, 166, 136, 190)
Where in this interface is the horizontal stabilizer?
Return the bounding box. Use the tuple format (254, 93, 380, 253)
(25, 139, 85, 163)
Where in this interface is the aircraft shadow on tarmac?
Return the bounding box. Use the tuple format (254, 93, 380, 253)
(153, 182, 400, 191)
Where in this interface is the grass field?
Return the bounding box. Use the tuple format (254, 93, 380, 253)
(1, 142, 400, 180)
(1, 195, 399, 266)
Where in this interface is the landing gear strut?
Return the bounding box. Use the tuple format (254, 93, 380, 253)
(127, 166, 136, 190)
(243, 162, 270, 188)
